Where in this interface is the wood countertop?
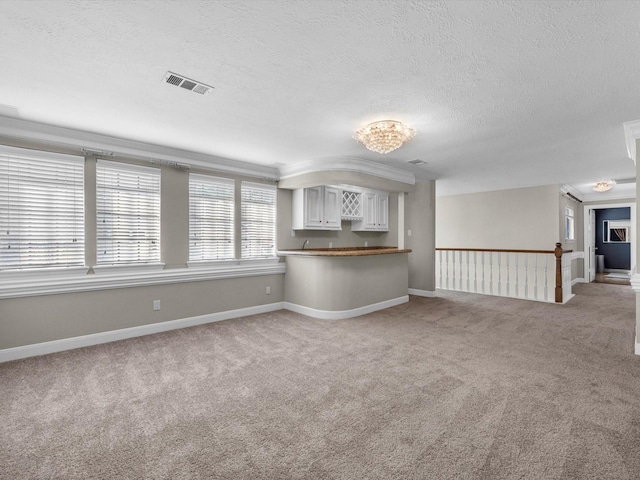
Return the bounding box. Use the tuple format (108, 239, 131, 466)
(277, 246, 412, 257)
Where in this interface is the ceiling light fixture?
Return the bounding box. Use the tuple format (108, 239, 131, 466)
(592, 180, 615, 192)
(353, 120, 416, 154)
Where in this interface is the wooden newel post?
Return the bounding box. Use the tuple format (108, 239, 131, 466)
(554, 242, 563, 303)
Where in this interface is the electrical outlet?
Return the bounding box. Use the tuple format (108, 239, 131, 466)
(266, 286, 271, 295)
(329, 242, 333, 248)
(408, 229, 412, 237)
(153, 300, 161, 311)
(364, 241, 368, 247)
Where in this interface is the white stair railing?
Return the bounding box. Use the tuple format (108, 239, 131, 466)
(435, 244, 574, 304)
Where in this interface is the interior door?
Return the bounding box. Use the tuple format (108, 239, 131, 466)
(589, 209, 596, 282)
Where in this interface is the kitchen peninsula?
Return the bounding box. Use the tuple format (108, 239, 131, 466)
(278, 246, 411, 319)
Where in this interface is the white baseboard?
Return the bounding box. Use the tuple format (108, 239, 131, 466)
(408, 289, 436, 297)
(571, 278, 586, 286)
(283, 295, 409, 320)
(636, 342, 640, 356)
(0, 302, 284, 363)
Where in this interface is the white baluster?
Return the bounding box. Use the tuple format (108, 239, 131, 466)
(482, 251, 486, 293)
(525, 254, 529, 299)
(489, 252, 493, 294)
(466, 250, 470, 291)
(534, 254, 538, 300)
(438, 250, 442, 289)
(474, 251, 478, 293)
(514, 254, 519, 298)
(506, 253, 510, 296)
(451, 250, 456, 290)
(544, 254, 549, 302)
(446, 250, 450, 290)
(497, 252, 501, 296)
(458, 250, 463, 290)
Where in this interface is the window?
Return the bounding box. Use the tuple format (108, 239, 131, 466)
(241, 182, 276, 258)
(565, 206, 575, 241)
(189, 174, 234, 261)
(96, 160, 160, 265)
(0, 145, 84, 270)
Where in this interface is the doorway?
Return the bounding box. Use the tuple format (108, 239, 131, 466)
(584, 202, 636, 283)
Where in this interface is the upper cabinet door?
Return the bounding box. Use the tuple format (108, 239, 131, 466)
(362, 191, 378, 230)
(376, 193, 389, 230)
(351, 191, 389, 231)
(323, 186, 342, 228)
(304, 186, 324, 228)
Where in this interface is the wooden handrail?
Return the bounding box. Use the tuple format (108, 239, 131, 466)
(436, 247, 554, 254)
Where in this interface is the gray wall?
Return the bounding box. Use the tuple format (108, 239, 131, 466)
(0, 275, 283, 349)
(0, 138, 283, 350)
(406, 181, 436, 292)
(284, 254, 408, 311)
(436, 184, 561, 250)
(1, 137, 438, 351)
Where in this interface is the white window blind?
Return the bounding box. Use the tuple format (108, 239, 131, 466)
(0, 145, 84, 270)
(96, 160, 160, 265)
(241, 182, 276, 259)
(189, 174, 235, 261)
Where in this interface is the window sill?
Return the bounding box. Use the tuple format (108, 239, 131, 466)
(0, 261, 285, 299)
(188, 257, 281, 268)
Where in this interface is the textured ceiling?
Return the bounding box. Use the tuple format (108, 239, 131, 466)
(0, 0, 639, 196)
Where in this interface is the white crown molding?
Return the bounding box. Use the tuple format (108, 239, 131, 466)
(580, 191, 636, 203)
(623, 119, 640, 165)
(0, 115, 279, 180)
(278, 157, 416, 185)
(560, 184, 583, 201)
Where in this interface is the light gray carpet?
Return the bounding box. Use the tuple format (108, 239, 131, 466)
(1, 282, 639, 479)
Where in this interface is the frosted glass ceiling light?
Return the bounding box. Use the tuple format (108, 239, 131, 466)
(354, 120, 416, 154)
(592, 180, 615, 192)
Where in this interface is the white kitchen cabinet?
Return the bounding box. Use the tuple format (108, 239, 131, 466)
(351, 191, 389, 231)
(376, 193, 389, 230)
(341, 189, 363, 220)
(292, 186, 342, 230)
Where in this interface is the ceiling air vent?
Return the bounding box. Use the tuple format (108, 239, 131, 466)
(408, 159, 427, 166)
(163, 71, 214, 95)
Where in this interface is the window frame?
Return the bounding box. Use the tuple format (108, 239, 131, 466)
(565, 206, 575, 241)
(0, 147, 284, 299)
(188, 173, 235, 264)
(0, 145, 86, 272)
(96, 159, 162, 267)
(241, 181, 277, 259)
